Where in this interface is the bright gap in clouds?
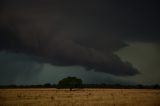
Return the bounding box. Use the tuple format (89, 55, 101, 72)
(116, 42, 160, 85)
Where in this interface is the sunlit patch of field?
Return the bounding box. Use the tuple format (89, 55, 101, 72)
(0, 88, 160, 106)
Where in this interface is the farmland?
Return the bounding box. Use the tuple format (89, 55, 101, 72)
(0, 88, 160, 106)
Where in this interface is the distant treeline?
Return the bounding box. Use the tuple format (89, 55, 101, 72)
(0, 83, 160, 89)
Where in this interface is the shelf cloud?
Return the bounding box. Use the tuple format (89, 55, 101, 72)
(1, 0, 159, 76)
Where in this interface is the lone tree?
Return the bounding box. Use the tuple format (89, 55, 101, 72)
(57, 76, 82, 91)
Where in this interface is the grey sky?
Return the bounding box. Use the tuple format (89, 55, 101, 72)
(0, 0, 159, 85)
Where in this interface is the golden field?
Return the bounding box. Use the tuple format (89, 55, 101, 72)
(0, 88, 160, 106)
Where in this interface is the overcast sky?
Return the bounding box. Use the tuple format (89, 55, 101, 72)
(0, 0, 159, 85)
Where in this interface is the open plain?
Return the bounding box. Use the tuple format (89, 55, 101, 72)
(0, 88, 160, 106)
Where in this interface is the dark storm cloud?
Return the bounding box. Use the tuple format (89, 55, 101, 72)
(1, 0, 159, 76)
(96, 0, 160, 42)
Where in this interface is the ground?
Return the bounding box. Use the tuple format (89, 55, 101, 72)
(0, 88, 160, 106)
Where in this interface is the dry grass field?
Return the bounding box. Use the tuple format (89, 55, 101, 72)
(0, 88, 160, 106)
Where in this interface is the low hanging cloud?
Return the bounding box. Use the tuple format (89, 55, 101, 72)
(0, 51, 43, 85)
(2, 0, 157, 76)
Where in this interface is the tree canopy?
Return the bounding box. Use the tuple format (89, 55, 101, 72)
(57, 76, 82, 91)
